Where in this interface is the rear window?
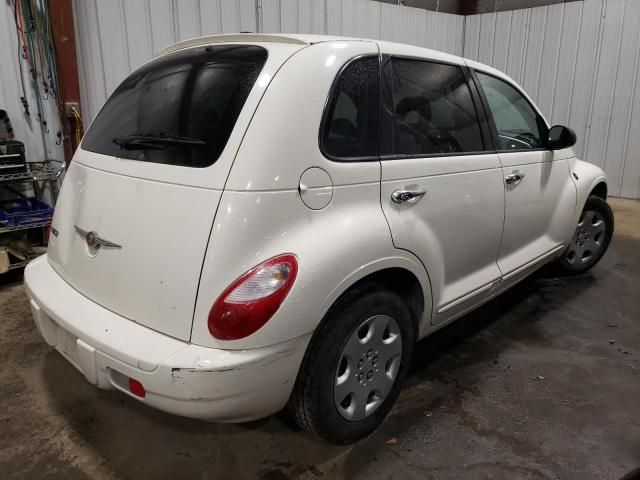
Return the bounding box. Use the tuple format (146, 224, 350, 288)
(82, 45, 268, 168)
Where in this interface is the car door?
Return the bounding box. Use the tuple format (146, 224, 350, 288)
(379, 54, 505, 324)
(474, 71, 576, 279)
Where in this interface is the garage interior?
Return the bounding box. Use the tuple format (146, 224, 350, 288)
(1, 0, 639, 478)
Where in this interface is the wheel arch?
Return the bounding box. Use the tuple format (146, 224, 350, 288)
(342, 268, 424, 338)
(318, 256, 434, 343)
(570, 159, 608, 224)
(590, 181, 607, 200)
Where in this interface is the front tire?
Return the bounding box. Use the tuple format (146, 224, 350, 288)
(556, 195, 614, 275)
(287, 284, 414, 444)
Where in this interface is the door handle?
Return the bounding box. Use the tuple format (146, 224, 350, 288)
(391, 189, 427, 204)
(505, 171, 525, 185)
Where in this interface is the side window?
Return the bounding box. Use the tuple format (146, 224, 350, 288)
(476, 72, 546, 150)
(322, 57, 380, 159)
(389, 59, 484, 156)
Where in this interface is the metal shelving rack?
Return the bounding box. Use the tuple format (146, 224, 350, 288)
(0, 160, 64, 274)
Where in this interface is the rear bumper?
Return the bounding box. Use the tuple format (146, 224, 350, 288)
(24, 255, 310, 422)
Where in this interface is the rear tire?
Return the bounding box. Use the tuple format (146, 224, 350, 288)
(555, 195, 614, 275)
(287, 283, 414, 445)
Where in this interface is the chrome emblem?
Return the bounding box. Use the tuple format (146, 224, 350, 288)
(74, 226, 122, 249)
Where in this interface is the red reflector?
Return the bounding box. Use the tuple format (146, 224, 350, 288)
(128, 378, 146, 398)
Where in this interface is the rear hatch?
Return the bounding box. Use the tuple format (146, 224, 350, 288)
(47, 42, 301, 341)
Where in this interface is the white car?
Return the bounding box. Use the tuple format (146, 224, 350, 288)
(25, 34, 613, 444)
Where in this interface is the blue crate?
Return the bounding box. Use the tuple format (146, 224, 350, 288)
(0, 197, 53, 226)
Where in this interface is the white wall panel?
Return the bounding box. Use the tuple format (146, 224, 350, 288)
(95, 0, 131, 93)
(465, 0, 640, 198)
(147, 0, 176, 57)
(0, 2, 63, 163)
(584, 0, 625, 171)
(122, 0, 153, 69)
(199, 0, 223, 35)
(604, 0, 640, 195)
(521, 7, 545, 101)
(326, 0, 342, 34)
(464, 15, 479, 59)
(492, 10, 511, 73)
(175, 0, 201, 41)
(280, 0, 300, 33)
(505, 9, 528, 85)
(536, 4, 563, 118)
(298, 0, 326, 34)
(477, 13, 496, 66)
(220, 0, 240, 33)
(550, 1, 582, 124)
(260, 0, 281, 33)
(568, 0, 601, 160)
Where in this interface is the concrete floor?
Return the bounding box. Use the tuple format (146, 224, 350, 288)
(1, 198, 639, 480)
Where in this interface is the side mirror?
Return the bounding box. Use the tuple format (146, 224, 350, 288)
(548, 125, 576, 150)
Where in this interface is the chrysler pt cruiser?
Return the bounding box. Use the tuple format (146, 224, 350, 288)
(25, 34, 613, 444)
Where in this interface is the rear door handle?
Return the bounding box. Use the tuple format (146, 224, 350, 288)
(391, 189, 427, 204)
(505, 171, 525, 185)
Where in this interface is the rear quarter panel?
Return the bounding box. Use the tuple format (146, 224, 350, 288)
(190, 184, 432, 349)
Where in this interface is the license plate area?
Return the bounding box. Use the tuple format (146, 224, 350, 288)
(58, 327, 79, 366)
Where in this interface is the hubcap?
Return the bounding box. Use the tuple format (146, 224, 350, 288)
(566, 210, 606, 266)
(333, 315, 402, 421)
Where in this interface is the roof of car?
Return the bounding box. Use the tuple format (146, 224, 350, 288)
(158, 33, 454, 56)
(157, 33, 343, 55)
(156, 33, 504, 79)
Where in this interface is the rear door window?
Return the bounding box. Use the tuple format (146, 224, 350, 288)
(386, 58, 484, 156)
(321, 56, 381, 160)
(82, 45, 267, 168)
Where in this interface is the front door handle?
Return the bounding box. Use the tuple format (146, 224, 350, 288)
(505, 171, 526, 185)
(391, 189, 427, 204)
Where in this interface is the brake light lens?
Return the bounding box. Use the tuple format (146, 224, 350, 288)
(208, 254, 298, 340)
(128, 378, 146, 398)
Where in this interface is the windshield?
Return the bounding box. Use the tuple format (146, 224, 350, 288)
(81, 45, 268, 168)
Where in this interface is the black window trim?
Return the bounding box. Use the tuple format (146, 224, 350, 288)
(463, 66, 496, 152)
(470, 68, 551, 154)
(318, 53, 382, 163)
(378, 54, 496, 161)
(320, 53, 547, 163)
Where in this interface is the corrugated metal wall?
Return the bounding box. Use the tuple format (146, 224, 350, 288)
(71, 0, 463, 122)
(465, 0, 640, 198)
(0, 4, 63, 162)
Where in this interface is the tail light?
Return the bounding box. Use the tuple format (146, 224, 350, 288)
(208, 254, 298, 340)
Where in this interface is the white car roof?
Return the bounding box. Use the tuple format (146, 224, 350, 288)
(157, 33, 507, 82)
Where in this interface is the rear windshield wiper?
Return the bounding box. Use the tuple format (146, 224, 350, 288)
(113, 134, 206, 150)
